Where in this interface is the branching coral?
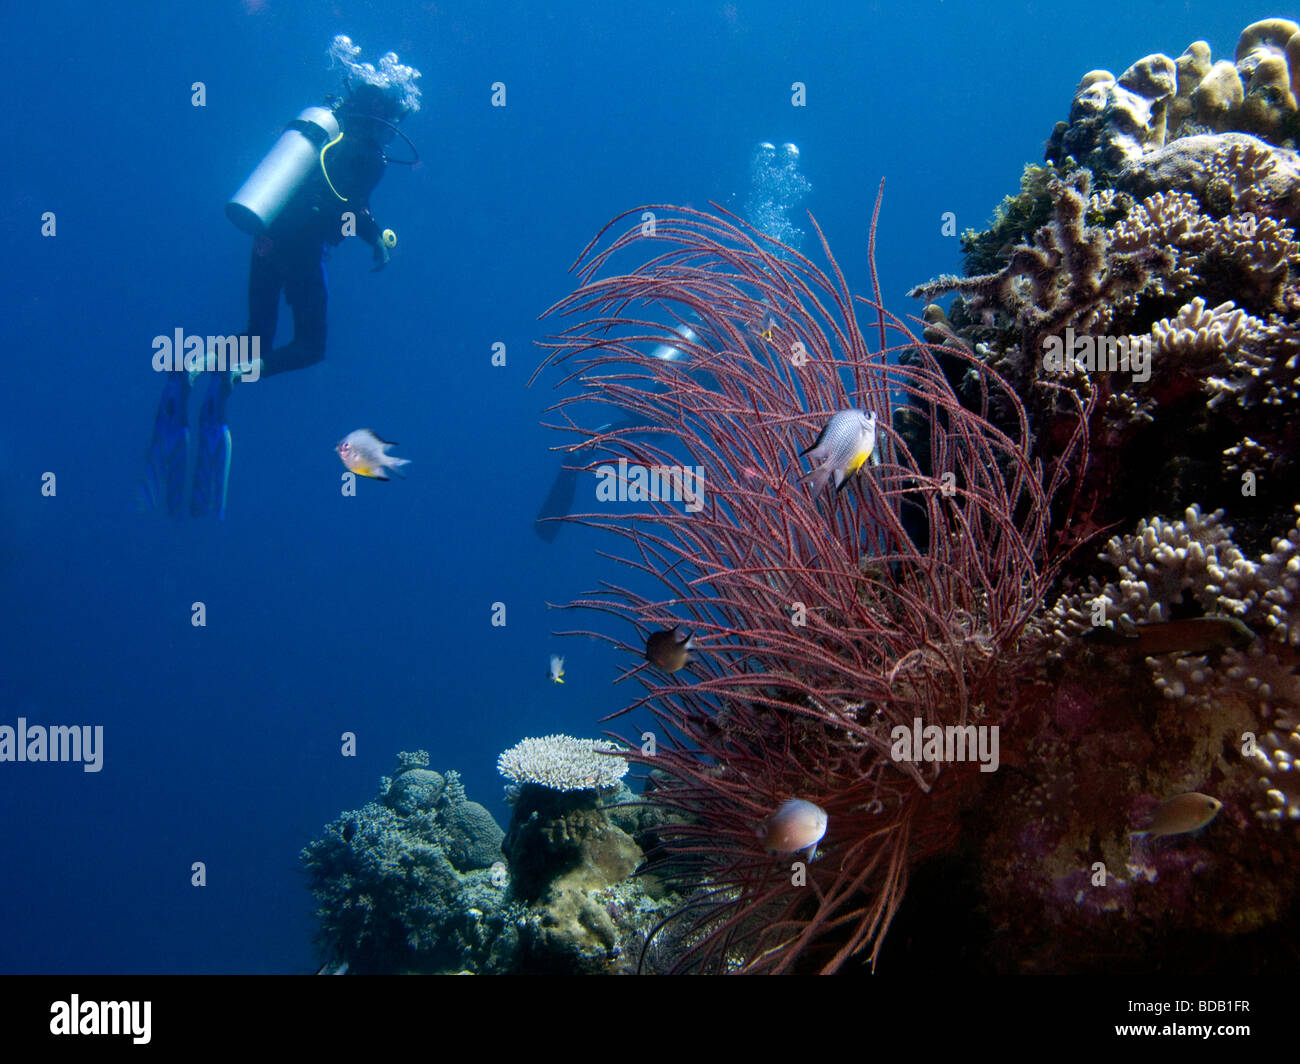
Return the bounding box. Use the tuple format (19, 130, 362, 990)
(1042, 504, 1300, 827)
(911, 170, 1174, 360)
(958, 502, 1300, 970)
(913, 128, 1300, 558)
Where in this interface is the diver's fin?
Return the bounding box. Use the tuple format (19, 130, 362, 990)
(191, 372, 232, 519)
(535, 464, 581, 542)
(137, 372, 191, 519)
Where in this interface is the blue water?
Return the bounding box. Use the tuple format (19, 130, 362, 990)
(0, 0, 1244, 973)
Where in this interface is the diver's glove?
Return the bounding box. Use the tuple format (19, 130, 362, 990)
(371, 241, 390, 272)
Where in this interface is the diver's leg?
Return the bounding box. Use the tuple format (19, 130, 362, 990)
(137, 372, 191, 518)
(258, 242, 327, 377)
(246, 236, 282, 352)
(191, 369, 232, 519)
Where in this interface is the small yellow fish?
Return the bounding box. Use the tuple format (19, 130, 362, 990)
(1131, 792, 1222, 839)
(336, 429, 411, 480)
(548, 654, 565, 684)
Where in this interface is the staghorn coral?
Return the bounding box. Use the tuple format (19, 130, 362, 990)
(496, 734, 629, 791)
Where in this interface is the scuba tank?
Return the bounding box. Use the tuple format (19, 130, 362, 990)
(225, 106, 341, 235)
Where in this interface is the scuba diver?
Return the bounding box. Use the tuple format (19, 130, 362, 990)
(533, 142, 811, 542)
(138, 35, 421, 519)
(534, 324, 706, 542)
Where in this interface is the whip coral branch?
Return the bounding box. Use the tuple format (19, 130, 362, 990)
(532, 184, 1092, 973)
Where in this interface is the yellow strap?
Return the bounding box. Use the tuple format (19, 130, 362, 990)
(319, 131, 347, 202)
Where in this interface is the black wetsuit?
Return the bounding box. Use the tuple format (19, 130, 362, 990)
(247, 120, 387, 378)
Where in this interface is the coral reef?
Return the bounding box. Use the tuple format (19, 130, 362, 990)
(302, 750, 674, 974)
(900, 17, 1300, 971)
(300, 751, 515, 974)
(1042, 503, 1300, 824)
(970, 503, 1300, 971)
(913, 98, 1300, 556)
(524, 16, 1300, 975)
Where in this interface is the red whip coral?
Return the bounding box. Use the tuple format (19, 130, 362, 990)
(531, 186, 1092, 972)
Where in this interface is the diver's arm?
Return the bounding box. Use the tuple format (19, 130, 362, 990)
(356, 209, 389, 271)
(354, 206, 382, 246)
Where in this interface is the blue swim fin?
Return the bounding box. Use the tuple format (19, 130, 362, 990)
(191, 371, 232, 519)
(137, 372, 191, 518)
